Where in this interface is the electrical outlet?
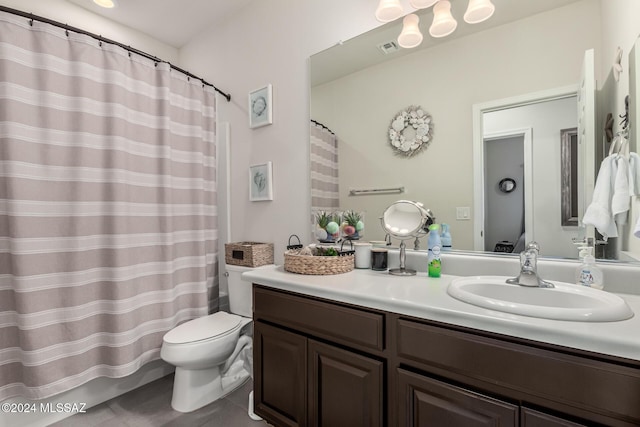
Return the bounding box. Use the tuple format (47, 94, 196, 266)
(456, 207, 471, 220)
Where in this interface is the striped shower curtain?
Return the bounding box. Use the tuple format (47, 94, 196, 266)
(310, 121, 339, 212)
(0, 12, 218, 400)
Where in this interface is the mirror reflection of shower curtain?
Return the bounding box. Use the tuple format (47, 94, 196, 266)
(310, 120, 339, 212)
(0, 11, 218, 400)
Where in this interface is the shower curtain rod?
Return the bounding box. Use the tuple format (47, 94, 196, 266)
(0, 5, 232, 102)
(311, 119, 335, 135)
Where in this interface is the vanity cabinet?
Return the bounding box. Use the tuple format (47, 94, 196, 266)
(396, 316, 640, 427)
(253, 285, 640, 427)
(253, 285, 386, 427)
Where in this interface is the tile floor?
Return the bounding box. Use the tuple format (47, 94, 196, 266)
(50, 374, 269, 427)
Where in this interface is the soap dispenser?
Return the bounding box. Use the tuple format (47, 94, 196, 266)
(440, 223, 452, 251)
(577, 246, 590, 262)
(575, 247, 603, 290)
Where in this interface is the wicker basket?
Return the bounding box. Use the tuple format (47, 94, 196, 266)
(225, 242, 274, 267)
(284, 252, 354, 275)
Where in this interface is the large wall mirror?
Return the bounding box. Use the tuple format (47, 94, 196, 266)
(310, 0, 640, 264)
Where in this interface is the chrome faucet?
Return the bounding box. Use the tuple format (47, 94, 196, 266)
(506, 241, 554, 288)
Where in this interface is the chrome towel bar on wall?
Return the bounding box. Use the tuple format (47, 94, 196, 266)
(349, 187, 405, 196)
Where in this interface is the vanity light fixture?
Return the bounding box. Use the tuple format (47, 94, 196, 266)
(93, 0, 117, 8)
(375, 0, 404, 23)
(376, 0, 496, 48)
(398, 14, 424, 49)
(429, 0, 458, 38)
(463, 0, 495, 24)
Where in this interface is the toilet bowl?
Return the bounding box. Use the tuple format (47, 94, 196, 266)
(160, 264, 266, 413)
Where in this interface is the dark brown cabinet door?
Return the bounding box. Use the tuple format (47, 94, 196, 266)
(308, 339, 384, 427)
(254, 321, 307, 427)
(521, 407, 588, 427)
(398, 368, 518, 427)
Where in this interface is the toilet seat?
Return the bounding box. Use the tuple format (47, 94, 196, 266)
(163, 312, 242, 345)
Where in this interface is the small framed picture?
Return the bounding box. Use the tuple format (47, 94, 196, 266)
(249, 162, 273, 201)
(248, 84, 273, 128)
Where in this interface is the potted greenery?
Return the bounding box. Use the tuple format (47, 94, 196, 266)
(314, 211, 340, 243)
(341, 210, 364, 240)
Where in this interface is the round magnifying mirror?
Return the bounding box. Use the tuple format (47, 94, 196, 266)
(380, 200, 430, 276)
(382, 200, 429, 239)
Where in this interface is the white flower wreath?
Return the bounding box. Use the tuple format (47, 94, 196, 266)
(387, 105, 433, 157)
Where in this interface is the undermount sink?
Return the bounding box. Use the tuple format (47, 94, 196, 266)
(447, 276, 634, 322)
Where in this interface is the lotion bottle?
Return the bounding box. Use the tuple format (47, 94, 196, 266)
(575, 248, 603, 290)
(440, 223, 452, 251)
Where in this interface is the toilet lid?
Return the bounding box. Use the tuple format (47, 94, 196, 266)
(163, 312, 242, 344)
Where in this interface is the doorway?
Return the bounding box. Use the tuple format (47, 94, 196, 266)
(472, 86, 580, 257)
(483, 133, 526, 252)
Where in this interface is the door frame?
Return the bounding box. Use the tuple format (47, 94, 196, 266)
(482, 129, 531, 252)
(472, 85, 578, 251)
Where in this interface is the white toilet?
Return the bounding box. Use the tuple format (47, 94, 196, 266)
(160, 264, 261, 413)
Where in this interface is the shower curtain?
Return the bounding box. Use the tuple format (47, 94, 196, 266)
(310, 121, 339, 212)
(0, 11, 218, 400)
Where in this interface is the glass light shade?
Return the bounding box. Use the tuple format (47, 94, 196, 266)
(397, 14, 423, 49)
(464, 0, 495, 24)
(375, 0, 404, 23)
(409, 0, 438, 9)
(429, 0, 457, 38)
(93, 0, 116, 7)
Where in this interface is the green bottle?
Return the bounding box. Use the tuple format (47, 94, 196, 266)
(427, 224, 441, 278)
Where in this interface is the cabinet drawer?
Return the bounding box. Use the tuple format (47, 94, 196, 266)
(398, 368, 518, 427)
(254, 286, 385, 352)
(396, 318, 640, 425)
(521, 407, 587, 427)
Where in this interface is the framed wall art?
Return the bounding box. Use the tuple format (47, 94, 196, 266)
(248, 84, 273, 128)
(249, 162, 273, 201)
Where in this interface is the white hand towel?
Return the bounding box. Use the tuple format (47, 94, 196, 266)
(582, 155, 618, 238)
(629, 152, 640, 197)
(612, 155, 630, 225)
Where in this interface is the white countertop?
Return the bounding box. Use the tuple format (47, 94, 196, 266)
(243, 265, 640, 362)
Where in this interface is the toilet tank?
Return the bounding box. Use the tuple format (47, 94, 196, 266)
(225, 264, 269, 317)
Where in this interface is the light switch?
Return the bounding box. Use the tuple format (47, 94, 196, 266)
(456, 207, 471, 220)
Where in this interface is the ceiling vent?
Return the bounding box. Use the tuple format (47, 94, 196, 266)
(377, 40, 399, 54)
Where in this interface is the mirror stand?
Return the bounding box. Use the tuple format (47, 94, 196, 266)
(389, 240, 416, 276)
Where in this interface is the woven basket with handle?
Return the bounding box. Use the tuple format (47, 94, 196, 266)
(284, 252, 354, 275)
